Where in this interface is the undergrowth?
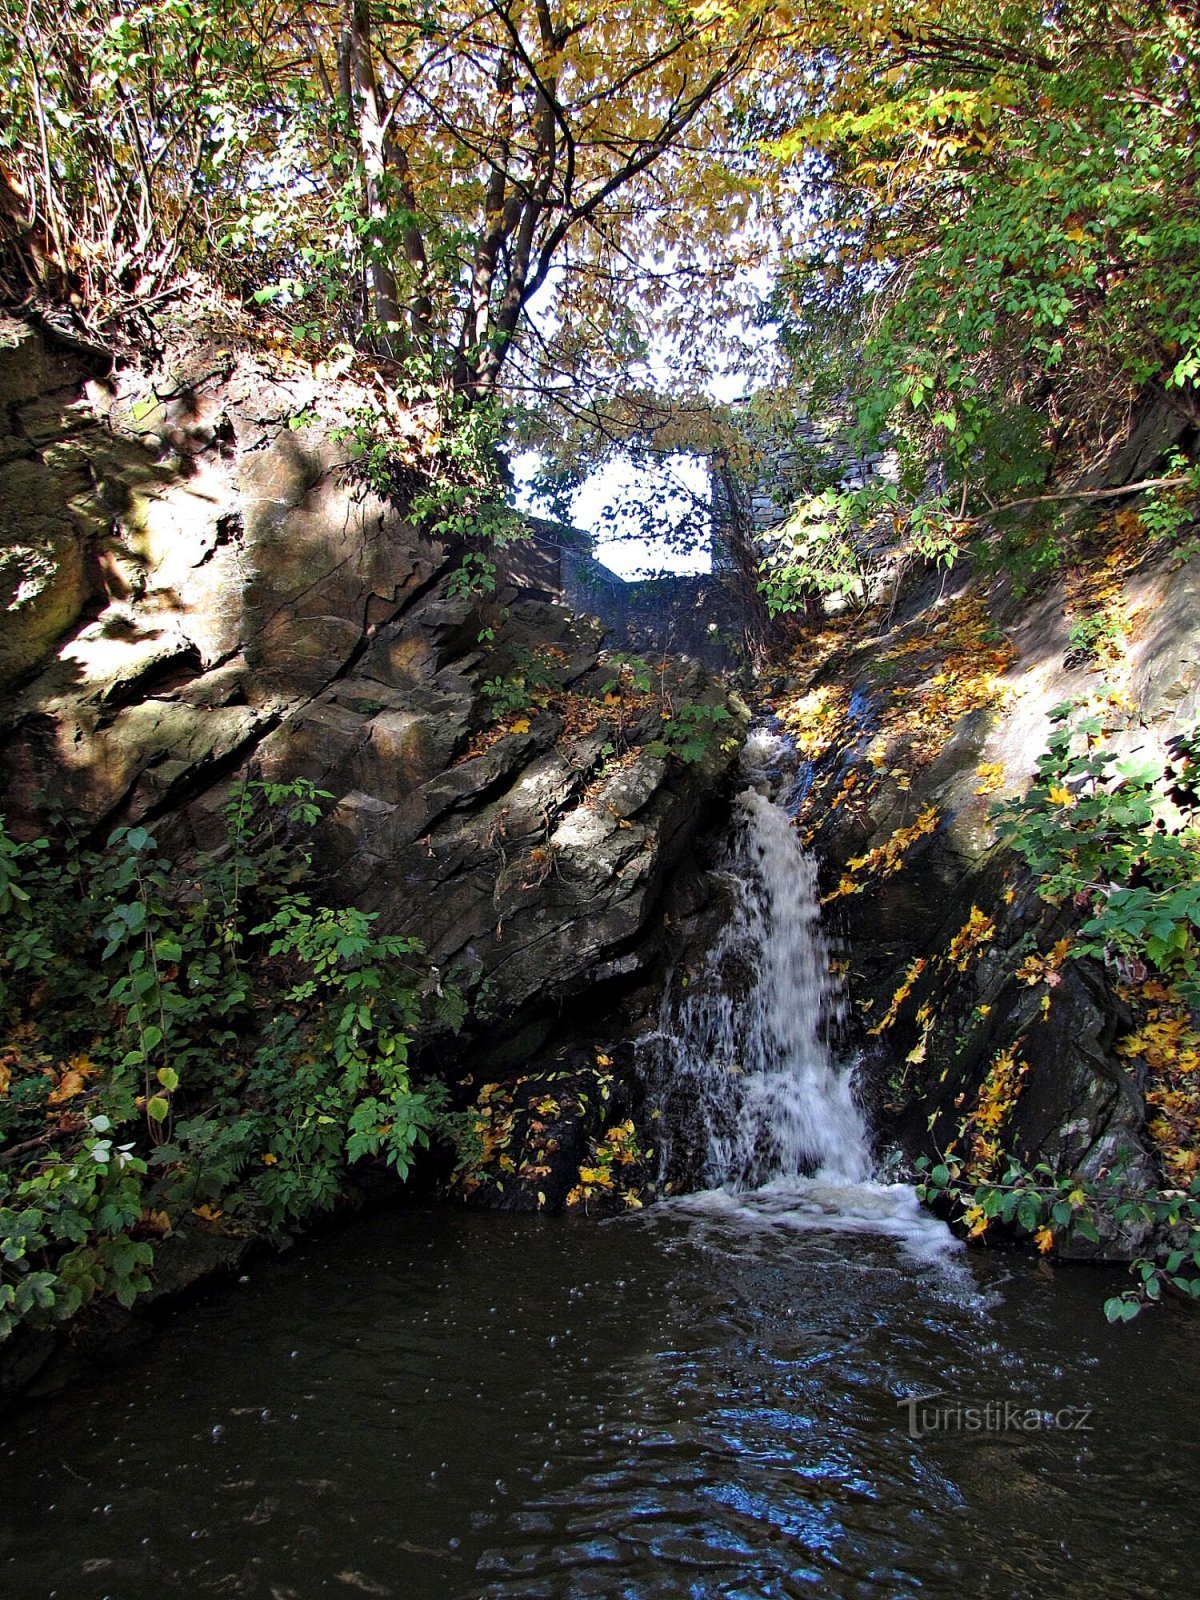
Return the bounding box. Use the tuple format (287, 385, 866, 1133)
(0, 781, 464, 1344)
(916, 699, 1200, 1319)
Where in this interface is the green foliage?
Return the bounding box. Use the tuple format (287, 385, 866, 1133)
(759, 484, 887, 614)
(758, 475, 965, 617)
(769, 0, 1200, 575)
(338, 385, 527, 613)
(447, 554, 499, 602)
(246, 898, 438, 1223)
(599, 654, 656, 697)
(0, 1115, 153, 1339)
(0, 782, 459, 1341)
(479, 649, 560, 724)
(915, 1154, 1200, 1322)
(0, 0, 271, 306)
(646, 701, 735, 765)
(994, 704, 1200, 1000)
(481, 675, 533, 722)
(1066, 609, 1124, 664)
(1139, 453, 1200, 547)
(981, 519, 1067, 599)
(908, 700, 1200, 1316)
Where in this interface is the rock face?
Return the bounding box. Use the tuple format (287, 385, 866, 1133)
(770, 475, 1200, 1257)
(0, 319, 110, 691)
(0, 316, 743, 1173)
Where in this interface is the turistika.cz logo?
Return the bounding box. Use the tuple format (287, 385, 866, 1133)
(898, 1394, 1095, 1440)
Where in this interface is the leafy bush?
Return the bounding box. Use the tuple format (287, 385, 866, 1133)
(994, 704, 1200, 1000)
(915, 1154, 1200, 1323)
(599, 654, 656, 698)
(646, 701, 736, 765)
(0, 781, 460, 1342)
(768, 0, 1200, 594)
(480, 649, 561, 724)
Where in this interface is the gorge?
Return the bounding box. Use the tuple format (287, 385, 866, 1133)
(4, 0, 1200, 1591)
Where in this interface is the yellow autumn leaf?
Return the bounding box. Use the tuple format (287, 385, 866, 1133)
(1034, 1225, 1055, 1254)
(973, 762, 1005, 796)
(261, 1152, 278, 1165)
(192, 1204, 223, 1222)
(509, 717, 531, 734)
(1047, 784, 1074, 807)
(48, 1068, 86, 1104)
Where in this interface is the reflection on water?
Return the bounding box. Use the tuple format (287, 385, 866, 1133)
(1, 1199, 1197, 1600)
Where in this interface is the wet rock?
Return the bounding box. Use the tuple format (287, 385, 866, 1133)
(784, 522, 1200, 1261)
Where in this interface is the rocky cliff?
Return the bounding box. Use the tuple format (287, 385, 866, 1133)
(0, 312, 744, 1216)
(755, 407, 1200, 1261)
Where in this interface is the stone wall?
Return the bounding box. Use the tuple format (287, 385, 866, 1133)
(712, 403, 895, 546)
(512, 515, 746, 670)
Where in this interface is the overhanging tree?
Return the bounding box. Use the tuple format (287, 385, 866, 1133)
(0, 0, 787, 412)
(744, 0, 1200, 614)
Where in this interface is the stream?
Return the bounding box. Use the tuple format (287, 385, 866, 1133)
(2, 1203, 1197, 1599)
(3, 733, 1199, 1599)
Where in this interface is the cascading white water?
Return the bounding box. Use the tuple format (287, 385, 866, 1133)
(663, 733, 872, 1189)
(654, 729, 963, 1268)
(678, 787, 876, 1190)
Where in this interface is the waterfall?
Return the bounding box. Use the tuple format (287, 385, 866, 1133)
(650, 732, 966, 1272)
(657, 730, 873, 1191)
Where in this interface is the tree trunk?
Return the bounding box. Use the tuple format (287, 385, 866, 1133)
(340, 1, 402, 353)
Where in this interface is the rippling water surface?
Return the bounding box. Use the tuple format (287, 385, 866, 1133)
(2, 1192, 1198, 1600)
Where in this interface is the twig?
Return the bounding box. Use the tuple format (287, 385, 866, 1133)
(979, 474, 1193, 520)
(0, 1130, 58, 1166)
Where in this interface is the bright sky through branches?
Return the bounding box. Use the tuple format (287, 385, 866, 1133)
(513, 452, 715, 578)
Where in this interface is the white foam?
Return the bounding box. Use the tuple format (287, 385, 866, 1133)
(664, 784, 872, 1188)
(663, 1178, 962, 1268)
(738, 727, 793, 785)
